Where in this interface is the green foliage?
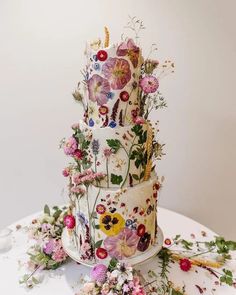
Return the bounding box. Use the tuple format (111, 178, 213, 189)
(110, 173, 123, 185)
(108, 258, 118, 271)
(95, 240, 103, 248)
(44, 205, 50, 216)
(220, 269, 233, 286)
(106, 139, 121, 153)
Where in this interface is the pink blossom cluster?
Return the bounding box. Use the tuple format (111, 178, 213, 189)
(63, 137, 78, 156)
(73, 169, 106, 186)
(79, 262, 146, 295)
(70, 185, 86, 195)
(43, 239, 67, 263)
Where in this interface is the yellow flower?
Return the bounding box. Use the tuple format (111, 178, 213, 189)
(99, 212, 125, 236)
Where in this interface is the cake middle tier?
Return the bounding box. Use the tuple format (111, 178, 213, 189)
(80, 120, 153, 188)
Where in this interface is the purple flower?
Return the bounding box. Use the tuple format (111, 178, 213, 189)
(63, 137, 78, 155)
(87, 74, 110, 106)
(104, 228, 139, 260)
(116, 38, 140, 68)
(91, 139, 100, 155)
(90, 264, 107, 283)
(102, 57, 131, 90)
(43, 239, 55, 255)
(139, 75, 159, 94)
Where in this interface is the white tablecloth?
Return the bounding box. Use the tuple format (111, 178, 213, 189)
(0, 207, 235, 294)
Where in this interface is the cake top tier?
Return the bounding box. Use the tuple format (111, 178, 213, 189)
(83, 39, 144, 128)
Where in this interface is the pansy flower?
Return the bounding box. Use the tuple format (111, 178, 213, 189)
(99, 212, 125, 236)
(104, 228, 139, 259)
(116, 38, 140, 68)
(88, 74, 110, 105)
(102, 57, 131, 90)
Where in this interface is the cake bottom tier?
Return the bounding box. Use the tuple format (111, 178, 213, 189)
(73, 176, 160, 264)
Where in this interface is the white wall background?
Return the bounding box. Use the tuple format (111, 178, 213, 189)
(0, 0, 235, 239)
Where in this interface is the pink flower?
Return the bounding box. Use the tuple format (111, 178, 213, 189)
(43, 239, 55, 255)
(80, 282, 96, 293)
(62, 167, 70, 177)
(103, 148, 112, 159)
(73, 149, 84, 160)
(64, 137, 78, 155)
(104, 228, 139, 260)
(90, 264, 107, 283)
(70, 186, 85, 195)
(88, 74, 110, 106)
(139, 76, 159, 94)
(133, 116, 145, 125)
(71, 123, 80, 130)
(102, 57, 131, 90)
(51, 240, 67, 262)
(116, 39, 140, 68)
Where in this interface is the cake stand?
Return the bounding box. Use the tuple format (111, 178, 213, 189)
(61, 226, 164, 267)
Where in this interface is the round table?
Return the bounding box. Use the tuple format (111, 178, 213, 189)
(0, 207, 235, 294)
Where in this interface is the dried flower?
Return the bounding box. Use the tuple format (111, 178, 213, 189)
(92, 139, 100, 155)
(90, 264, 107, 283)
(139, 75, 159, 94)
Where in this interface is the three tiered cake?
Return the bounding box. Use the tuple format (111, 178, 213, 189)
(62, 26, 173, 265)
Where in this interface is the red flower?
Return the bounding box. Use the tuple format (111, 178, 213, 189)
(164, 238, 172, 246)
(96, 247, 108, 259)
(97, 50, 108, 62)
(64, 215, 76, 229)
(96, 204, 106, 214)
(119, 91, 129, 102)
(179, 258, 192, 272)
(137, 224, 146, 237)
(73, 149, 84, 160)
(99, 105, 109, 115)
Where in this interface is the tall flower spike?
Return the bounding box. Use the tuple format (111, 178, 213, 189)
(104, 26, 109, 48)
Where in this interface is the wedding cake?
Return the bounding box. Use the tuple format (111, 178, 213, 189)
(62, 23, 173, 265)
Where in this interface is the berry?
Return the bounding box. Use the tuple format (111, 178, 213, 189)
(179, 258, 192, 272)
(119, 91, 129, 102)
(96, 247, 108, 259)
(64, 215, 75, 229)
(97, 50, 108, 62)
(164, 238, 172, 246)
(99, 105, 109, 115)
(137, 224, 146, 237)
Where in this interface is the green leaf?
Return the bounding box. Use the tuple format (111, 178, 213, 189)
(95, 240, 103, 248)
(106, 139, 121, 153)
(140, 170, 145, 180)
(180, 239, 193, 250)
(132, 174, 139, 181)
(173, 235, 181, 242)
(110, 173, 123, 185)
(220, 268, 233, 286)
(53, 209, 62, 220)
(44, 205, 50, 216)
(172, 289, 184, 295)
(135, 159, 141, 169)
(95, 224, 100, 229)
(108, 258, 118, 271)
(226, 241, 236, 251)
(131, 124, 143, 136)
(31, 276, 39, 285)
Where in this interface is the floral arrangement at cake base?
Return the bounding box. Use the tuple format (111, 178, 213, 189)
(19, 205, 68, 288)
(79, 258, 146, 295)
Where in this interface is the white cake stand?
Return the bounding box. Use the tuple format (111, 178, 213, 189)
(61, 226, 164, 268)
